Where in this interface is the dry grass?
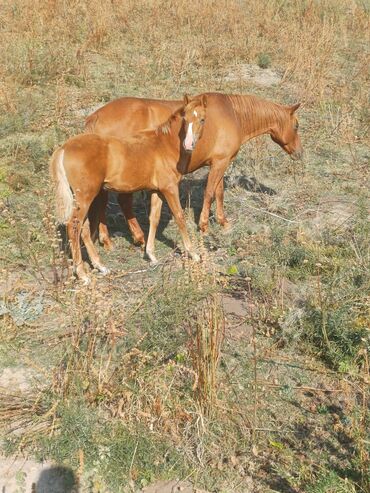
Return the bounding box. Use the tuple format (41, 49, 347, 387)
(0, 1, 369, 491)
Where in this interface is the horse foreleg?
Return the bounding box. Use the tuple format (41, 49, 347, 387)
(98, 190, 115, 252)
(199, 160, 229, 233)
(162, 186, 200, 262)
(215, 178, 231, 231)
(117, 193, 145, 246)
(146, 192, 163, 266)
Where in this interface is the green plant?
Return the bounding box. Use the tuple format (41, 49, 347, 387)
(307, 470, 357, 493)
(257, 53, 271, 69)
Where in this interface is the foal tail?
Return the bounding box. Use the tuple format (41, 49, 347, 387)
(49, 148, 73, 224)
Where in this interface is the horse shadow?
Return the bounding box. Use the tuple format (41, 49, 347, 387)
(57, 172, 276, 266)
(105, 172, 276, 250)
(29, 466, 78, 493)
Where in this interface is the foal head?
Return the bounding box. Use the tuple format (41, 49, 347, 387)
(182, 94, 207, 152)
(270, 103, 303, 160)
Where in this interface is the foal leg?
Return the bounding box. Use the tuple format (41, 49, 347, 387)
(88, 192, 104, 243)
(199, 159, 230, 233)
(215, 178, 231, 231)
(98, 190, 115, 252)
(66, 203, 91, 284)
(81, 218, 110, 275)
(162, 186, 200, 262)
(117, 193, 145, 246)
(146, 192, 163, 266)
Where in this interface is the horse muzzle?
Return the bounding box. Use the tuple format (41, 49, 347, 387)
(183, 142, 195, 152)
(183, 137, 198, 152)
(290, 148, 303, 161)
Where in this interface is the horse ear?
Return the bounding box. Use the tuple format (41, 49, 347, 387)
(201, 94, 207, 108)
(183, 94, 190, 106)
(289, 102, 301, 114)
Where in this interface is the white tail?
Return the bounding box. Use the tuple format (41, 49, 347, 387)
(49, 148, 73, 223)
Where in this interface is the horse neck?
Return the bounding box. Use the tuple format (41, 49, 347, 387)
(157, 114, 191, 174)
(228, 94, 287, 143)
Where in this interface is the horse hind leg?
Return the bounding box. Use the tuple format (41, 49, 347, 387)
(117, 193, 145, 246)
(67, 210, 89, 284)
(66, 194, 96, 284)
(146, 192, 163, 266)
(81, 218, 110, 275)
(97, 190, 115, 251)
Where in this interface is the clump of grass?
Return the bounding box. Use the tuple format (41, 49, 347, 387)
(34, 400, 187, 490)
(186, 256, 225, 410)
(300, 263, 368, 371)
(0, 248, 227, 490)
(0, 388, 53, 452)
(306, 470, 357, 493)
(257, 53, 271, 69)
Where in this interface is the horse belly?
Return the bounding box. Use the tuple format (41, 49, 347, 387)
(104, 164, 154, 193)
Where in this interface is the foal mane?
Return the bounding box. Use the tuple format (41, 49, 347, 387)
(227, 94, 289, 134)
(155, 99, 203, 135)
(156, 107, 184, 135)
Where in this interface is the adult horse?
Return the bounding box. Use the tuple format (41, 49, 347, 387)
(50, 95, 207, 283)
(86, 92, 303, 250)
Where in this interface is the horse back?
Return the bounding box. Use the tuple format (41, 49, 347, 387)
(85, 97, 181, 138)
(85, 93, 243, 169)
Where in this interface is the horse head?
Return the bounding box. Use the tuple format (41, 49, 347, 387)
(182, 94, 207, 152)
(270, 103, 303, 160)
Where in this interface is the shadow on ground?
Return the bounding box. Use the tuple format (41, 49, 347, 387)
(35, 466, 78, 493)
(104, 172, 276, 248)
(260, 395, 361, 492)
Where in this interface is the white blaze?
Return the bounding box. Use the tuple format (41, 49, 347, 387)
(184, 122, 194, 150)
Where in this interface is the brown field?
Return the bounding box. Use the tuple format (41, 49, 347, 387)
(0, 1, 369, 492)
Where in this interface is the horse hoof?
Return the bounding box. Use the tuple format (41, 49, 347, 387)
(81, 277, 91, 286)
(133, 236, 145, 247)
(149, 259, 159, 268)
(103, 241, 115, 252)
(221, 222, 233, 234)
(98, 266, 110, 275)
(191, 252, 201, 262)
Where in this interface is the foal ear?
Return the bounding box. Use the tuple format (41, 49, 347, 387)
(183, 94, 190, 106)
(201, 94, 207, 108)
(289, 102, 301, 114)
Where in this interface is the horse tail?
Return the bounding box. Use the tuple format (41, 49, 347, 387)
(49, 148, 73, 224)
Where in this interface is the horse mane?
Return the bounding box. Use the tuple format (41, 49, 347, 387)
(156, 107, 184, 135)
(155, 98, 204, 135)
(227, 94, 288, 134)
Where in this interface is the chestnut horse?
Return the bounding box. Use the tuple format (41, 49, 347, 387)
(86, 92, 303, 250)
(50, 95, 207, 283)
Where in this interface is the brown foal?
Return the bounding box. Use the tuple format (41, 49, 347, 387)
(85, 92, 303, 250)
(50, 95, 207, 283)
